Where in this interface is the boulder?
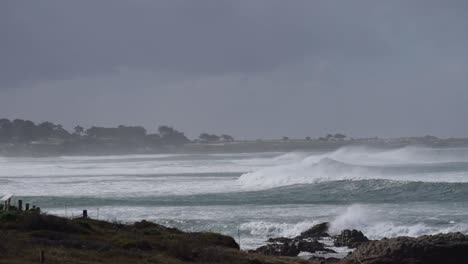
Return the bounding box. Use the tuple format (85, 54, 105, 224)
(309, 256, 341, 263)
(295, 222, 330, 239)
(341, 232, 468, 264)
(333, 229, 369, 248)
(253, 237, 335, 257)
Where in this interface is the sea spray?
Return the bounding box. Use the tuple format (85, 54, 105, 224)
(329, 204, 373, 235)
(238, 148, 468, 190)
(2, 147, 468, 250)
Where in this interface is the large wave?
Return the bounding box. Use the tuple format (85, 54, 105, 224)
(329, 204, 468, 239)
(239, 204, 468, 249)
(239, 147, 468, 189)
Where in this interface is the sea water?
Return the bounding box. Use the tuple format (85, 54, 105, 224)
(1, 146, 468, 249)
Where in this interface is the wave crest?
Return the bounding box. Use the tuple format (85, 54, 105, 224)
(238, 147, 468, 190)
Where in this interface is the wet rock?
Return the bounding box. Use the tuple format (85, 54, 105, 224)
(341, 232, 468, 264)
(253, 237, 335, 257)
(254, 240, 300, 257)
(267, 237, 293, 243)
(295, 222, 330, 239)
(333, 229, 369, 248)
(297, 240, 334, 253)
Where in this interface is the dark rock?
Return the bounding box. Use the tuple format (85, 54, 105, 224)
(267, 237, 293, 243)
(253, 237, 335, 257)
(298, 239, 335, 253)
(309, 256, 341, 263)
(254, 240, 300, 256)
(333, 229, 369, 248)
(341, 232, 468, 264)
(295, 222, 330, 239)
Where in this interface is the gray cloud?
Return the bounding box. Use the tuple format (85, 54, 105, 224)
(1, 0, 468, 138)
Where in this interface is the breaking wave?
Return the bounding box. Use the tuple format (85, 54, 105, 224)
(239, 204, 468, 248)
(239, 147, 468, 190)
(329, 204, 468, 239)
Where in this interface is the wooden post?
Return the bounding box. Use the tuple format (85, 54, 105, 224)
(83, 210, 88, 218)
(40, 250, 45, 263)
(238, 226, 241, 249)
(3, 201, 6, 211)
(25, 203, 30, 211)
(18, 200, 23, 211)
(37, 207, 41, 214)
(6, 199, 10, 211)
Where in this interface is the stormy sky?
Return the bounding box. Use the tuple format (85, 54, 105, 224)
(1, 0, 467, 139)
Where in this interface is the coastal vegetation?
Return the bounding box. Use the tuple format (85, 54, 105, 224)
(0, 210, 307, 264)
(1, 210, 467, 264)
(0, 118, 467, 156)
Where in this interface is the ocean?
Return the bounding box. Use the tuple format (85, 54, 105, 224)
(1, 146, 468, 249)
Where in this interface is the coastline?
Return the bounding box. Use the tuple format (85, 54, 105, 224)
(2, 137, 468, 157)
(1, 210, 467, 264)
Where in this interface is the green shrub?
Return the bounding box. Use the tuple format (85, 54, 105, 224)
(0, 211, 19, 222)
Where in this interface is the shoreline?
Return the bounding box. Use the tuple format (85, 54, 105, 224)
(2, 138, 468, 157)
(1, 210, 467, 264)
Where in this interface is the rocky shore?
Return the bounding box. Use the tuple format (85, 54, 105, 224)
(1, 211, 467, 264)
(251, 222, 468, 264)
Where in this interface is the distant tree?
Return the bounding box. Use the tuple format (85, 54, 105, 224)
(145, 133, 161, 145)
(334, 133, 346, 140)
(116, 125, 146, 140)
(423, 135, 438, 140)
(85, 125, 146, 141)
(220, 134, 234, 142)
(36, 122, 55, 139)
(86, 127, 119, 139)
(199, 133, 220, 143)
(53, 124, 71, 139)
(158, 126, 175, 137)
(74, 126, 85, 136)
(0, 119, 13, 142)
(11, 119, 36, 142)
(158, 126, 189, 145)
(282, 136, 289, 141)
(0, 119, 71, 142)
(305, 136, 311, 141)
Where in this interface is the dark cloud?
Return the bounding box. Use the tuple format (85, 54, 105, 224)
(1, 0, 467, 138)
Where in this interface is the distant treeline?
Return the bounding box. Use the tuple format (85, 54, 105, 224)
(0, 118, 235, 146)
(1, 118, 460, 156)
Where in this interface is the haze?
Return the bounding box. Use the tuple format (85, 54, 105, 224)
(1, 0, 467, 139)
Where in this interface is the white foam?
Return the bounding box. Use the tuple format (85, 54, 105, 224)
(330, 204, 468, 239)
(239, 147, 468, 189)
(0, 152, 287, 196)
(322, 146, 468, 165)
(240, 220, 320, 238)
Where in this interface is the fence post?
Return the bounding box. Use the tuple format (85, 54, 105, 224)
(25, 203, 30, 211)
(40, 250, 45, 263)
(18, 200, 23, 211)
(83, 210, 88, 218)
(238, 226, 241, 249)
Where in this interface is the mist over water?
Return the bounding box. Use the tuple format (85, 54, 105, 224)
(2, 146, 468, 249)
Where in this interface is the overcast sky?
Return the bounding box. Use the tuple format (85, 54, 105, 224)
(1, 0, 467, 139)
